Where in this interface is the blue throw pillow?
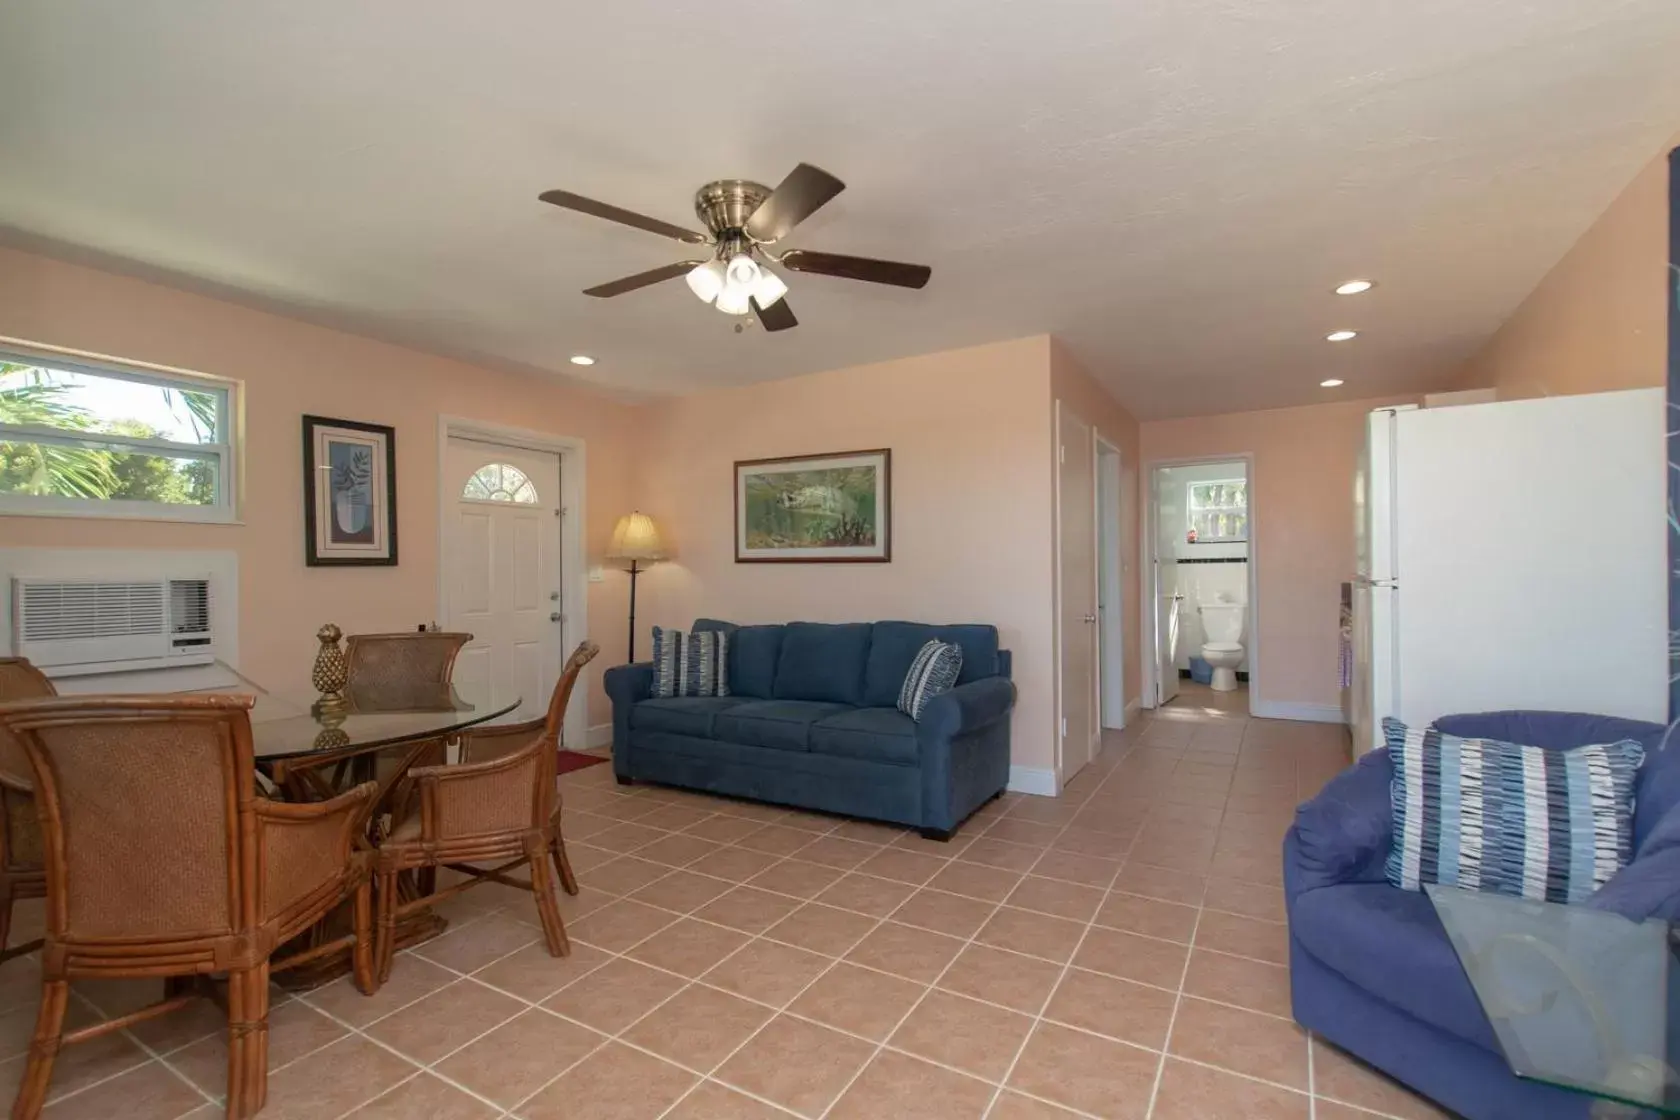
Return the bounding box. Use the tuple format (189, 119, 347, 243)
(1384, 717, 1644, 904)
(898, 640, 962, 721)
(651, 627, 730, 699)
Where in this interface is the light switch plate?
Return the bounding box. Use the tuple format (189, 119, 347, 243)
(588, 566, 604, 583)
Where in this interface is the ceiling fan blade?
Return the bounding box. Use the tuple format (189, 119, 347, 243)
(751, 296, 798, 332)
(778, 249, 931, 290)
(583, 260, 706, 298)
(539, 189, 709, 245)
(744, 164, 846, 243)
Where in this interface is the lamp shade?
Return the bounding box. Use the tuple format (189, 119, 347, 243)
(606, 511, 667, 564)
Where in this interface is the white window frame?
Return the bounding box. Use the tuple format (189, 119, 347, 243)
(1186, 477, 1247, 543)
(0, 340, 240, 524)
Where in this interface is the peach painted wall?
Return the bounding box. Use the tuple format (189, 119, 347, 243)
(1140, 395, 1417, 714)
(1452, 143, 1674, 398)
(1049, 341, 1144, 710)
(634, 336, 1062, 772)
(0, 247, 640, 724)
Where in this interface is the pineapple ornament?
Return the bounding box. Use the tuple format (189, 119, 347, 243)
(311, 622, 349, 703)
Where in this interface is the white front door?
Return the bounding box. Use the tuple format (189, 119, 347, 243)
(1154, 467, 1182, 705)
(1057, 403, 1099, 781)
(443, 437, 563, 725)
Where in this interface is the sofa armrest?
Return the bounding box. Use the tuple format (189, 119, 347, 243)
(917, 677, 1016, 744)
(1285, 748, 1393, 902)
(604, 662, 655, 707)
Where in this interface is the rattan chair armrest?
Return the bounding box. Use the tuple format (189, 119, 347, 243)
(405, 736, 549, 843)
(254, 781, 379, 828)
(457, 718, 545, 764)
(0, 769, 31, 796)
(408, 734, 547, 787)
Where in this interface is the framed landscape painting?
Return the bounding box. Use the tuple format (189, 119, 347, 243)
(302, 415, 397, 566)
(735, 449, 891, 563)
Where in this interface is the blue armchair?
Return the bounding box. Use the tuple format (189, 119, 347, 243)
(1284, 711, 1678, 1120)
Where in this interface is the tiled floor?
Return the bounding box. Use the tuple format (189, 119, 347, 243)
(0, 703, 1457, 1119)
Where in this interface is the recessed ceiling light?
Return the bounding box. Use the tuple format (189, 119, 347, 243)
(1326, 330, 1358, 342)
(1320, 378, 1345, 388)
(569, 355, 596, 366)
(1334, 280, 1374, 295)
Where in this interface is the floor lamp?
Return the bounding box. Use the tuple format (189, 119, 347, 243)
(606, 511, 667, 663)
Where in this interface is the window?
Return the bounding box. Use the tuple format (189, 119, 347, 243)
(1187, 477, 1247, 542)
(0, 346, 236, 522)
(462, 463, 538, 504)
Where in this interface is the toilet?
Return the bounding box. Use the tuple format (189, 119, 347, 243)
(1198, 596, 1246, 692)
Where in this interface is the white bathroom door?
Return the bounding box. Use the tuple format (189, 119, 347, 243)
(442, 438, 563, 723)
(1153, 467, 1182, 705)
(1057, 403, 1099, 781)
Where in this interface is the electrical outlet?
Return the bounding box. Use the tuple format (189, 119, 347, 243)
(588, 566, 605, 583)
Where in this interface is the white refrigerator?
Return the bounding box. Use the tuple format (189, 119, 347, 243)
(1348, 388, 1668, 757)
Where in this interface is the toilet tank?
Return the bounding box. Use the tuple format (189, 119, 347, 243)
(1199, 603, 1245, 643)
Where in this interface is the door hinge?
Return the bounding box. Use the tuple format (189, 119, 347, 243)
(1060, 717, 1068, 737)
(1059, 444, 1066, 464)
(555, 506, 565, 518)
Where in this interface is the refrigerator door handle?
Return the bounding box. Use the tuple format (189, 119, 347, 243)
(1353, 576, 1398, 589)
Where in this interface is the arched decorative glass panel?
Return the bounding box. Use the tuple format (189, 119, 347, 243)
(462, 463, 538, 504)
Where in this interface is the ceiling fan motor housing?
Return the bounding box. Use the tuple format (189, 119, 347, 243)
(694, 180, 773, 242)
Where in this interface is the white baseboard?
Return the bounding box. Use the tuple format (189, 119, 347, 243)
(1007, 766, 1059, 797)
(586, 722, 613, 749)
(1124, 697, 1142, 722)
(1249, 700, 1346, 724)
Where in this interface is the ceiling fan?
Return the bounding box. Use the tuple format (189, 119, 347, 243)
(538, 163, 931, 333)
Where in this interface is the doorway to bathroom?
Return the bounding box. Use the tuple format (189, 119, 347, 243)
(1146, 458, 1255, 714)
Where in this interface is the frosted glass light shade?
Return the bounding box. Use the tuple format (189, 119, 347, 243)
(726, 254, 760, 287)
(686, 260, 725, 303)
(715, 280, 752, 315)
(605, 511, 667, 563)
(752, 266, 788, 308)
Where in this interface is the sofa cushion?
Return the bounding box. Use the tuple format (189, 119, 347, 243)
(863, 622, 1000, 707)
(811, 707, 919, 766)
(1292, 882, 1498, 1054)
(730, 625, 785, 699)
(772, 623, 872, 705)
(631, 696, 750, 739)
(715, 700, 851, 752)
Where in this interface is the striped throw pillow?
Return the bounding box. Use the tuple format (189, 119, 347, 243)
(651, 627, 731, 699)
(1384, 717, 1644, 904)
(898, 640, 963, 721)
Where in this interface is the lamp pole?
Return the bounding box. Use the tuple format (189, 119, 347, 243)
(626, 558, 643, 663)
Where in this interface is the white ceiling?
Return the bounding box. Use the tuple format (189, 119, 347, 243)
(2, 1, 1678, 419)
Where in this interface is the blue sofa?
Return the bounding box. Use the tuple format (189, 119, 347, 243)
(603, 619, 1017, 839)
(1286, 711, 1680, 1120)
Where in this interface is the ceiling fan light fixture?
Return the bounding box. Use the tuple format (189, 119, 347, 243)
(752, 266, 788, 309)
(686, 260, 726, 303)
(715, 280, 752, 316)
(726, 254, 761, 288)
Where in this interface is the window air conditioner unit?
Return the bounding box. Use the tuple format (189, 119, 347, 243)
(11, 576, 217, 676)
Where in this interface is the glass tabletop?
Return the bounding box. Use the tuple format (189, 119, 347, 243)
(246, 682, 522, 761)
(1428, 884, 1680, 1113)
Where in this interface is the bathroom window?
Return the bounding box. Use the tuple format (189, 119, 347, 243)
(1187, 478, 1247, 542)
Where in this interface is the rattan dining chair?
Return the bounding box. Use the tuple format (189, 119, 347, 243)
(372, 640, 600, 984)
(0, 658, 53, 963)
(0, 695, 379, 1120)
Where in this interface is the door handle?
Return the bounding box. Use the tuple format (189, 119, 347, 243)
(549, 612, 562, 623)
(1083, 614, 1097, 624)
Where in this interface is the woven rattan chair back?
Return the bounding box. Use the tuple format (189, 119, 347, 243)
(343, 632, 471, 689)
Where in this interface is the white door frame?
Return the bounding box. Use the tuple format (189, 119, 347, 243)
(1140, 453, 1259, 712)
(437, 416, 588, 749)
(1095, 437, 1127, 730)
(1053, 400, 1100, 791)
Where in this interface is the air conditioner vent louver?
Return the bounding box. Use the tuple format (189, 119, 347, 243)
(12, 575, 217, 674)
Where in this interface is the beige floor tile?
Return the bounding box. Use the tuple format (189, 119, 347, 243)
(664, 1078, 793, 1120)
(565, 898, 680, 952)
(746, 859, 846, 899)
(363, 979, 524, 1065)
(628, 871, 736, 914)
(975, 906, 1085, 963)
(1074, 926, 1190, 987)
(519, 1040, 698, 1120)
(957, 839, 1045, 873)
(715, 1014, 875, 1117)
(986, 1089, 1087, 1119)
(764, 903, 878, 957)
(585, 855, 674, 897)
(794, 835, 884, 869)
(889, 988, 1033, 1081)
(937, 944, 1064, 1014)
(625, 917, 752, 977)
(693, 885, 804, 933)
(891, 888, 997, 938)
(833, 820, 909, 844)
(256, 1035, 418, 1120)
(982, 819, 1063, 848)
(925, 861, 1024, 903)
(1153, 1059, 1310, 1120)
(1168, 996, 1308, 1088)
(1004, 876, 1105, 922)
(433, 1007, 604, 1106)
(827, 1050, 997, 1120)
(1042, 966, 1177, 1050)
(1094, 891, 1199, 943)
(701, 939, 832, 1008)
(855, 847, 949, 885)
(543, 954, 686, 1030)
(587, 821, 670, 854)
(347, 1073, 500, 1119)
(634, 804, 718, 832)
(471, 939, 611, 1003)
(1182, 948, 1292, 1018)
(36, 1060, 204, 1120)
(1194, 908, 1290, 965)
(1311, 1037, 1455, 1120)
(1113, 861, 1208, 906)
(688, 846, 785, 883)
(1203, 877, 1287, 923)
(845, 921, 965, 983)
(621, 983, 774, 1071)
(1049, 827, 1134, 860)
(1006, 1021, 1157, 1118)
(737, 823, 822, 856)
(301, 955, 457, 1027)
(1029, 849, 1122, 888)
(170, 999, 347, 1096)
(681, 814, 768, 844)
(411, 911, 541, 974)
(788, 962, 927, 1041)
(815, 872, 921, 916)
